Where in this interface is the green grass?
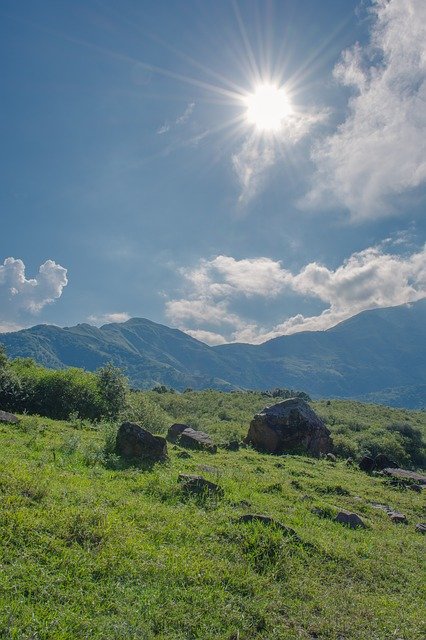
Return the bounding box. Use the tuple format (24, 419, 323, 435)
(0, 398, 425, 639)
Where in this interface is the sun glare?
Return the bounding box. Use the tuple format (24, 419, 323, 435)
(245, 84, 292, 132)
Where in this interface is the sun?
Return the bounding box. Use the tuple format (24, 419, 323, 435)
(244, 83, 292, 132)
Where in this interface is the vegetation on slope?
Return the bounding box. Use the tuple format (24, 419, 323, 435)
(0, 410, 425, 640)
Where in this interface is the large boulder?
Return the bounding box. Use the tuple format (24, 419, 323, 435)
(246, 398, 332, 456)
(116, 422, 167, 461)
(0, 410, 19, 425)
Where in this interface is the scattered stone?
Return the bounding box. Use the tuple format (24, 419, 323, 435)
(176, 450, 191, 459)
(246, 398, 332, 456)
(371, 502, 392, 512)
(0, 410, 19, 425)
(359, 456, 375, 473)
(221, 440, 240, 451)
(415, 523, 426, 534)
(167, 423, 190, 442)
(180, 428, 217, 452)
(236, 514, 300, 540)
(178, 473, 223, 496)
(326, 453, 337, 462)
(197, 464, 219, 474)
(374, 453, 398, 470)
(335, 510, 366, 529)
(346, 457, 354, 466)
(382, 468, 426, 485)
(388, 511, 407, 524)
(409, 484, 423, 493)
(116, 422, 167, 461)
(168, 424, 217, 452)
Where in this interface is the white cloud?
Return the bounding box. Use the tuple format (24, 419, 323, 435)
(87, 312, 131, 326)
(183, 329, 228, 346)
(165, 244, 426, 344)
(157, 102, 195, 135)
(305, 0, 426, 220)
(234, 109, 328, 205)
(0, 257, 68, 330)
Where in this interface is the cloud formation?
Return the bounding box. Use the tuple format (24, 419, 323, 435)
(87, 312, 131, 326)
(165, 243, 426, 344)
(305, 0, 426, 220)
(0, 257, 68, 331)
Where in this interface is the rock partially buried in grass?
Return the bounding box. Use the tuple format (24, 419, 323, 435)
(178, 473, 223, 496)
(167, 423, 190, 442)
(374, 453, 398, 470)
(116, 422, 167, 461)
(335, 510, 366, 529)
(237, 513, 300, 539)
(415, 523, 426, 534)
(246, 398, 332, 456)
(0, 409, 19, 425)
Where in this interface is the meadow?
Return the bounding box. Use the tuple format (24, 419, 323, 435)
(0, 392, 425, 639)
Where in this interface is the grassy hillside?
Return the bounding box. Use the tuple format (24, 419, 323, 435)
(0, 397, 425, 639)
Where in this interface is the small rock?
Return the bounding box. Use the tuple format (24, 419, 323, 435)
(0, 410, 19, 425)
(388, 511, 407, 524)
(116, 422, 167, 461)
(409, 484, 423, 492)
(346, 457, 354, 466)
(170, 426, 217, 453)
(237, 514, 300, 540)
(176, 451, 191, 459)
(178, 474, 223, 496)
(415, 523, 426, 534)
(382, 468, 426, 485)
(335, 510, 366, 529)
(167, 423, 190, 442)
(326, 453, 337, 462)
(359, 456, 375, 473)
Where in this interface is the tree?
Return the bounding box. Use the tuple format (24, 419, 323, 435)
(96, 363, 128, 419)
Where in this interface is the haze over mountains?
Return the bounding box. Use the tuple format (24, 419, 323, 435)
(0, 299, 425, 408)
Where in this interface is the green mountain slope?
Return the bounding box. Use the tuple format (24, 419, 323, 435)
(0, 299, 425, 406)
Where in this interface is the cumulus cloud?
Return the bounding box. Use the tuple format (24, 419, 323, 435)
(87, 312, 131, 326)
(0, 257, 68, 331)
(234, 109, 327, 205)
(165, 244, 426, 344)
(305, 0, 426, 220)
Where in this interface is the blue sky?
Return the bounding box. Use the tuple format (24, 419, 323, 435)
(1, 0, 425, 343)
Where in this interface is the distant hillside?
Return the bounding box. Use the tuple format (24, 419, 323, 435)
(0, 299, 425, 407)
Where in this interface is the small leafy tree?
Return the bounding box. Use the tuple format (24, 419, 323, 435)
(96, 363, 128, 420)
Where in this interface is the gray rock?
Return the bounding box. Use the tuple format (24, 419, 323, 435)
(246, 398, 332, 456)
(178, 427, 217, 453)
(415, 523, 426, 534)
(388, 511, 407, 524)
(0, 410, 19, 425)
(178, 473, 223, 496)
(167, 423, 190, 442)
(409, 484, 423, 492)
(382, 468, 426, 485)
(326, 453, 337, 462)
(335, 510, 366, 529)
(116, 422, 167, 461)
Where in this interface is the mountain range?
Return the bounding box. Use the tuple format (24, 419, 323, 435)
(0, 299, 425, 408)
